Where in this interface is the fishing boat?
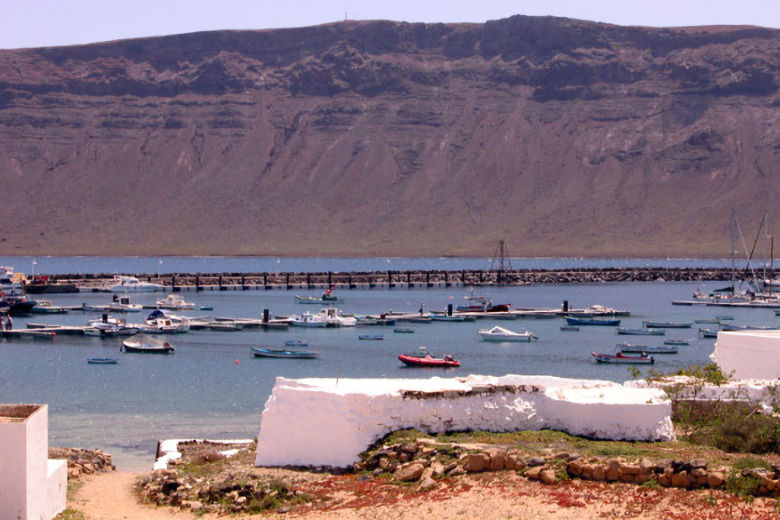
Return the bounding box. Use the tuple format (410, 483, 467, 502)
(618, 343, 678, 354)
(289, 311, 328, 328)
(455, 294, 510, 313)
(642, 321, 692, 328)
(616, 328, 665, 336)
(592, 351, 654, 364)
(107, 296, 143, 313)
(156, 294, 196, 310)
(398, 351, 460, 368)
(478, 325, 537, 342)
(121, 334, 175, 354)
(565, 317, 621, 326)
(358, 334, 384, 340)
(0, 266, 36, 315)
(88, 316, 140, 336)
(663, 339, 689, 346)
(87, 357, 118, 365)
(251, 347, 317, 359)
(294, 289, 341, 304)
(284, 339, 308, 347)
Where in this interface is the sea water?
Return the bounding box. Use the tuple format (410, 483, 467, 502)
(0, 260, 773, 470)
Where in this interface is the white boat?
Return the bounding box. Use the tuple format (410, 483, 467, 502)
(314, 307, 357, 327)
(87, 315, 140, 336)
(142, 317, 189, 334)
(107, 296, 143, 313)
(156, 294, 195, 310)
(121, 334, 175, 354)
(289, 311, 328, 328)
(478, 325, 538, 342)
(105, 276, 164, 293)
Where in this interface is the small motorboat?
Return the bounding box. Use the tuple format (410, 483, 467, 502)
(663, 339, 689, 346)
(30, 299, 69, 314)
(618, 342, 678, 354)
(642, 321, 692, 329)
(565, 317, 621, 326)
(294, 290, 341, 305)
(592, 351, 654, 364)
(560, 325, 580, 331)
(121, 334, 175, 354)
(358, 334, 384, 340)
(87, 357, 118, 365)
(156, 294, 196, 310)
(398, 351, 460, 368)
(251, 347, 317, 359)
(616, 328, 665, 336)
(478, 325, 537, 342)
(430, 314, 467, 322)
(393, 328, 414, 333)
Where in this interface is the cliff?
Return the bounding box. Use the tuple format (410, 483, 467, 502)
(0, 16, 777, 256)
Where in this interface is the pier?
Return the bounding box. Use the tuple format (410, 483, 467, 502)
(27, 267, 741, 293)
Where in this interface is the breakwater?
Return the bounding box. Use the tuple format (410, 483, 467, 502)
(32, 267, 740, 292)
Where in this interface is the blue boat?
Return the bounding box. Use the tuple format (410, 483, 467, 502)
(565, 317, 620, 326)
(87, 357, 118, 365)
(618, 342, 678, 354)
(251, 347, 317, 359)
(284, 339, 309, 347)
(617, 327, 665, 336)
(642, 321, 692, 329)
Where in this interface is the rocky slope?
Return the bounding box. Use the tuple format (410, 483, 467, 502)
(0, 16, 777, 256)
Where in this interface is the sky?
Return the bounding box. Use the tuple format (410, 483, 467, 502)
(2, 0, 778, 50)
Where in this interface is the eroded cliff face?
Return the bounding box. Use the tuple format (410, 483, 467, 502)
(0, 16, 777, 256)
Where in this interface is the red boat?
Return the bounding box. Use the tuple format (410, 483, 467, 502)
(398, 353, 460, 368)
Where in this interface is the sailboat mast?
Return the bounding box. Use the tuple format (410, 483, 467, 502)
(730, 210, 736, 295)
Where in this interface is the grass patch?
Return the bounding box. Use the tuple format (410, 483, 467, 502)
(54, 510, 85, 520)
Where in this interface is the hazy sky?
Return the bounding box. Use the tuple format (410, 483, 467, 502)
(2, 0, 778, 50)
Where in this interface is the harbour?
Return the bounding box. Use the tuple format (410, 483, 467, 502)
(2, 260, 779, 471)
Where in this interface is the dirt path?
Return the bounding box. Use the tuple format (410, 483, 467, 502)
(69, 470, 778, 520)
(70, 472, 216, 520)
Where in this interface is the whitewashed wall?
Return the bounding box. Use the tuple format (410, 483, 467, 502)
(255, 375, 672, 467)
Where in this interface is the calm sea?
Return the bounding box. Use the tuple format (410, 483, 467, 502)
(0, 257, 772, 471)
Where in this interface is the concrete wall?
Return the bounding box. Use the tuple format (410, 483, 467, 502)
(0, 404, 66, 520)
(712, 330, 780, 380)
(255, 374, 672, 467)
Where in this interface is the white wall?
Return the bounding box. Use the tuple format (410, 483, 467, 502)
(255, 374, 672, 467)
(712, 330, 780, 380)
(0, 404, 66, 520)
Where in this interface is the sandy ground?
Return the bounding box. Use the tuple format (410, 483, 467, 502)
(70, 470, 779, 520)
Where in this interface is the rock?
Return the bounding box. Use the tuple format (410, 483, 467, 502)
(528, 457, 546, 467)
(460, 453, 490, 473)
(706, 471, 725, 489)
(591, 465, 605, 481)
(430, 462, 445, 478)
(394, 462, 425, 482)
(418, 476, 438, 491)
(671, 470, 691, 488)
(400, 443, 419, 454)
(690, 459, 708, 470)
(486, 448, 506, 471)
(506, 453, 523, 471)
(525, 466, 543, 481)
(540, 469, 557, 485)
(605, 459, 620, 482)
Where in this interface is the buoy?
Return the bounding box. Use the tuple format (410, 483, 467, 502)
(235, 359, 239, 365)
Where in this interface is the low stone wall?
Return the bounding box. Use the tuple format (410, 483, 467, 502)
(358, 440, 780, 497)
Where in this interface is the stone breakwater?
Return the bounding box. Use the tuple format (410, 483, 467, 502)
(39, 267, 737, 291)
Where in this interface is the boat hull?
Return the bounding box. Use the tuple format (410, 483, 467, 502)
(251, 348, 317, 359)
(398, 354, 460, 368)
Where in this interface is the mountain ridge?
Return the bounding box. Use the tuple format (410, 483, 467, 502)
(0, 15, 777, 256)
